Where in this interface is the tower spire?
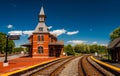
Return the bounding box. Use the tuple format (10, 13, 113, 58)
(39, 6, 46, 22)
(39, 6, 45, 15)
(34, 6, 48, 33)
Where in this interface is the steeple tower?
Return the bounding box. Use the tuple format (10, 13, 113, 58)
(39, 6, 46, 22)
(34, 6, 48, 33)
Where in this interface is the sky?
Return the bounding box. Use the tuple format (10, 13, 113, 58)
(0, 0, 120, 47)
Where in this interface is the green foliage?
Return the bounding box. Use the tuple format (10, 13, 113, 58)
(110, 27, 120, 41)
(8, 39, 15, 54)
(90, 44, 99, 53)
(13, 47, 24, 53)
(64, 44, 75, 55)
(0, 32, 15, 54)
(0, 32, 6, 54)
(74, 44, 82, 53)
(90, 44, 107, 53)
(64, 44, 107, 56)
(74, 44, 90, 53)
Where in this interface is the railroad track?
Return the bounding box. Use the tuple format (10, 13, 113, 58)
(78, 55, 115, 76)
(10, 56, 77, 76)
(6, 55, 117, 76)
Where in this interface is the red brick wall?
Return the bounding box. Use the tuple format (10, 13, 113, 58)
(29, 33, 64, 57)
(32, 33, 49, 57)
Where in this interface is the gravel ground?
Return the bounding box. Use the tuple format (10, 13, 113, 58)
(58, 56, 82, 76)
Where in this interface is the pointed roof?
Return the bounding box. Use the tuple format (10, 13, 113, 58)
(107, 37, 120, 49)
(39, 6, 45, 15)
(34, 22, 49, 33)
(33, 6, 48, 33)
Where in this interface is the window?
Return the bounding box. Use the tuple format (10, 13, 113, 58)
(39, 27, 43, 32)
(38, 35, 40, 41)
(41, 35, 44, 41)
(38, 46, 43, 54)
(38, 35, 44, 41)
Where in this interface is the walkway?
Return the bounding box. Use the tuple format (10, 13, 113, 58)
(0, 54, 25, 62)
(0, 56, 56, 75)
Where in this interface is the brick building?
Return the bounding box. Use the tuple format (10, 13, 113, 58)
(22, 6, 64, 58)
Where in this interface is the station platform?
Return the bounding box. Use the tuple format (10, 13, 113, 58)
(0, 56, 56, 75)
(94, 56, 120, 68)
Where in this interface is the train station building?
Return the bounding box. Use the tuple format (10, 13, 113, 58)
(22, 6, 64, 58)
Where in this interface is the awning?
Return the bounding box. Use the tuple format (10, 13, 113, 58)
(21, 43, 31, 47)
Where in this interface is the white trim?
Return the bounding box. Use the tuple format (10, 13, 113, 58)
(44, 48, 48, 49)
(33, 48, 48, 50)
(37, 42, 44, 44)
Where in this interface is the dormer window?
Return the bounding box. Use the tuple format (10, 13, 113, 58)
(39, 27, 43, 32)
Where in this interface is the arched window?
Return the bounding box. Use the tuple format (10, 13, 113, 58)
(38, 46, 43, 54)
(38, 35, 40, 41)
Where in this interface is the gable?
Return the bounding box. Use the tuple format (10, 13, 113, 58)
(34, 22, 49, 33)
(107, 37, 120, 49)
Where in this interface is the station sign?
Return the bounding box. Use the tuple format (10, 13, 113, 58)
(9, 35, 20, 40)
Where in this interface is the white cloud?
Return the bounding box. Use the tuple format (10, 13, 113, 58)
(48, 26, 52, 30)
(7, 24, 13, 29)
(67, 40, 87, 45)
(8, 31, 22, 35)
(8, 30, 34, 36)
(67, 30, 79, 35)
(50, 29, 66, 36)
(92, 41, 97, 44)
(99, 44, 108, 46)
(91, 41, 108, 46)
(23, 30, 34, 35)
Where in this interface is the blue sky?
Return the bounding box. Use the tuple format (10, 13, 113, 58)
(0, 0, 120, 47)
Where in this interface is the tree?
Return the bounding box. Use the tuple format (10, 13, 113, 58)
(84, 44, 90, 53)
(74, 44, 90, 54)
(97, 45, 107, 54)
(110, 27, 120, 41)
(8, 40, 15, 54)
(0, 32, 6, 54)
(74, 44, 81, 53)
(64, 44, 75, 55)
(90, 44, 99, 53)
(0, 32, 15, 54)
(13, 47, 24, 53)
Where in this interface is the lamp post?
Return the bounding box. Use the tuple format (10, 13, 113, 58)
(3, 35, 9, 66)
(3, 34, 20, 66)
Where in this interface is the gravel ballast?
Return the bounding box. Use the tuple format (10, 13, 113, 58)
(58, 56, 82, 76)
